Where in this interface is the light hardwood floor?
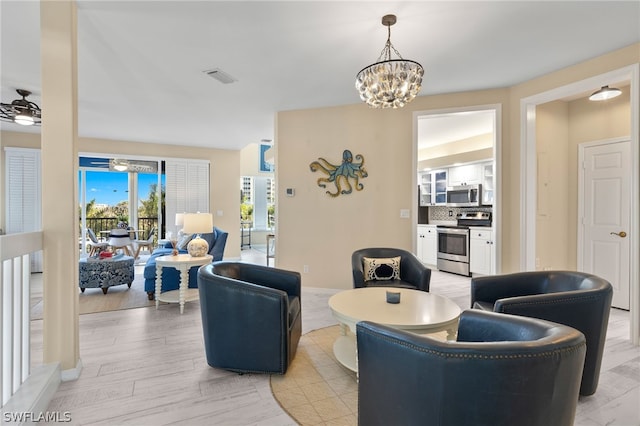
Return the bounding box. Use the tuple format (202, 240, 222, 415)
(30, 250, 639, 425)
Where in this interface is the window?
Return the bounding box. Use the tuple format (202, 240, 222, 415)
(241, 176, 275, 230)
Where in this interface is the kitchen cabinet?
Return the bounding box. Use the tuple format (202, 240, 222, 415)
(417, 225, 437, 265)
(448, 163, 482, 186)
(419, 170, 447, 206)
(470, 228, 494, 275)
(482, 162, 494, 205)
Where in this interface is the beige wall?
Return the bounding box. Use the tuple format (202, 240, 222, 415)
(506, 43, 639, 272)
(3, 43, 638, 289)
(276, 89, 509, 289)
(536, 101, 570, 270)
(535, 88, 630, 271)
(567, 86, 631, 267)
(277, 43, 639, 289)
(0, 131, 242, 259)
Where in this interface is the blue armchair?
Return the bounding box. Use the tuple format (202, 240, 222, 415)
(352, 247, 431, 292)
(357, 310, 586, 426)
(471, 270, 612, 396)
(144, 227, 228, 300)
(197, 261, 302, 374)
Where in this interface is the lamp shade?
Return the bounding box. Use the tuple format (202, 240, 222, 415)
(182, 213, 213, 234)
(175, 213, 185, 227)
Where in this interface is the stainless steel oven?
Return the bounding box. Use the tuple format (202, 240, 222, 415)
(437, 226, 470, 276)
(436, 211, 492, 277)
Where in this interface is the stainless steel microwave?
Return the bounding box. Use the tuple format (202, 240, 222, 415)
(446, 184, 482, 207)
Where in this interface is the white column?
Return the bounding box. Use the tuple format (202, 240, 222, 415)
(40, 0, 81, 374)
(253, 177, 268, 230)
(129, 172, 138, 232)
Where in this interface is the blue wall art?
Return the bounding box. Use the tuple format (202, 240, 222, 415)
(309, 149, 368, 197)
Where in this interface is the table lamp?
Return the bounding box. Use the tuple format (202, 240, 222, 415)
(182, 212, 213, 257)
(175, 213, 185, 232)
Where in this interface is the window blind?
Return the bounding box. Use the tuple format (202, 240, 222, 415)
(165, 160, 210, 234)
(4, 148, 42, 272)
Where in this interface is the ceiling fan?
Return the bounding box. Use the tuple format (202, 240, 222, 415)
(86, 158, 157, 173)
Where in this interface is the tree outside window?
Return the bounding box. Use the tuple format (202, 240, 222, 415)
(241, 176, 254, 226)
(241, 176, 274, 230)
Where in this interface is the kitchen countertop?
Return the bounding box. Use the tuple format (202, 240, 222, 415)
(424, 220, 457, 226)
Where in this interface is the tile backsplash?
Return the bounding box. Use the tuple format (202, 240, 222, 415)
(419, 206, 493, 223)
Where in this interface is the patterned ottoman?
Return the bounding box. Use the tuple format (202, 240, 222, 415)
(79, 255, 135, 294)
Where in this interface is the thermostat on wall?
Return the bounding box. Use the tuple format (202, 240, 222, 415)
(286, 188, 295, 197)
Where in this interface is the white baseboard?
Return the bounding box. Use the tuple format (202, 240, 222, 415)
(60, 358, 83, 382)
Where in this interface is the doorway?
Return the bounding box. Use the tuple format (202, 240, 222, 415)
(521, 65, 639, 343)
(413, 105, 501, 274)
(78, 155, 164, 257)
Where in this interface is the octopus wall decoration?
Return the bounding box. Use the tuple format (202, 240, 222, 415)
(309, 150, 368, 197)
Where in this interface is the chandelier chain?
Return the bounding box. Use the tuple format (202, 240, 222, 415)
(376, 25, 404, 63)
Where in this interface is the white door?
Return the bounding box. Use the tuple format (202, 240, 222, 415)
(580, 140, 630, 310)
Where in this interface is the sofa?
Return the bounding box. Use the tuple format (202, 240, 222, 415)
(470, 270, 612, 396)
(144, 227, 228, 300)
(197, 261, 302, 374)
(357, 310, 586, 426)
(352, 247, 431, 292)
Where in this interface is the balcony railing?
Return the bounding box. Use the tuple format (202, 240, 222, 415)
(83, 217, 158, 244)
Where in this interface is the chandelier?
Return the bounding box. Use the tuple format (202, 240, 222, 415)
(0, 89, 42, 126)
(355, 14, 424, 109)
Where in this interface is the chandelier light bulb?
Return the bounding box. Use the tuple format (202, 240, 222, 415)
(14, 112, 35, 126)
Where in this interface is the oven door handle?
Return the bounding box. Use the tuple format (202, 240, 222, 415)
(437, 228, 469, 235)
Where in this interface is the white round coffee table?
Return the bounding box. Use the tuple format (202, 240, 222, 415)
(328, 287, 461, 372)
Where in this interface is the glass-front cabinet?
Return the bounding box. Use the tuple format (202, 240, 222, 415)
(419, 169, 447, 206)
(482, 162, 494, 205)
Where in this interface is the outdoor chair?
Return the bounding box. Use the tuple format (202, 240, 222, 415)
(108, 228, 133, 256)
(133, 227, 156, 259)
(86, 228, 108, 256)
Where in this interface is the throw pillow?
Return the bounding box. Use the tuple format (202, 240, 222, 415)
(363, 256, 401, 281)
(177, 232, 193, 250)
(199, 231, 217, 253)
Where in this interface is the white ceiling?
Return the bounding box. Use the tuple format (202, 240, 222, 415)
(1, 1, 639, 151)
(418, 110, 495, 149)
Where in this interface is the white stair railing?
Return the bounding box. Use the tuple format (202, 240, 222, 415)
(0, 231, 42, 407)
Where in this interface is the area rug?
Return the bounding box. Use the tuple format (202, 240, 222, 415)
(30, 264, 154, 320)
(270, 325, 358, 426)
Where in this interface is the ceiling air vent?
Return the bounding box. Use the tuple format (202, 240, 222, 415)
(203, 68, 237, 84)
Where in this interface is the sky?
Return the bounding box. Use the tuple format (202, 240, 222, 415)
(81, 171, 162, 206)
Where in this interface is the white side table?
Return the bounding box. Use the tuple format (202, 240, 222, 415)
(155, 254, 213, 314)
